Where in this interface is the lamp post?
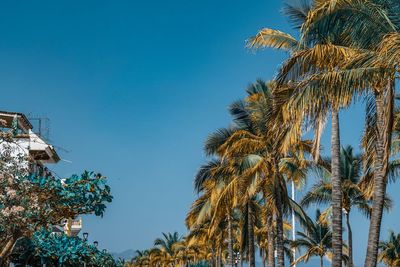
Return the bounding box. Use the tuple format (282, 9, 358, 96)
(83, 233, 89, 267)
(94, 241, 99, 248)
(234, 252, 240, 267)
(291, 180, 296, 267)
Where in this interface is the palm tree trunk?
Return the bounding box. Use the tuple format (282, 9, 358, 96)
(211, 248, 216, 267)
(248, 203, 256, 267)
(0, 237, 15, 266)
(262, 249, 266, 267)
(365, 84, 394, 267)
(218, 247, 222, 267)
(345, 212, 353, 267)
(267, 215, 275, 267)
(331, 109, 342, 267)
(320, 256, 323, 267)
(275, 189, 285, 267)
(228, 214, 235, 267)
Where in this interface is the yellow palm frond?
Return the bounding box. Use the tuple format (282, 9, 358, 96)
(247, 28, 300, 52)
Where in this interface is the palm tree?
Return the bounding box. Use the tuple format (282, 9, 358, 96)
(200, 97, 263, 267)
(212, 80, 313, 267)
(188, 154, 246, 267)
(213, 84, 278, 267)
(379, 230, 400, 267)
(247, 3, 359, 264)
(132, 250, 149, 267)
(191, 79, 313, 267)
(297, 2, 400, 265)
(301, 146, 385, 267)
(239, 197, 264, 267)
(186, 222, 218, 265)
(189, 157, 237, 267)
(152, 232, 183, 266)
(290, 210, 332, 267)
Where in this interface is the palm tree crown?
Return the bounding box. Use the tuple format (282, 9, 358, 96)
(379, 231, 400, 267)
(290, 209, 332, 267)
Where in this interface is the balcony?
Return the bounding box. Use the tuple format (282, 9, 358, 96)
(63, 218, 83, 237)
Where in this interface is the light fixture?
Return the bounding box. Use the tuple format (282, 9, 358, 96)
(94, 241, 99, 247)
(83, 232, 89, 241)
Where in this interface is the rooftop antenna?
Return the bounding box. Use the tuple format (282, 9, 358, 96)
(27, 114, 50, 140)
(27, 114, 70, 154)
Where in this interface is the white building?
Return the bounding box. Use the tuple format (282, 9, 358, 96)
(0, 111, 82, 237)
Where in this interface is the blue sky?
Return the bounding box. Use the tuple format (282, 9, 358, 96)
(0, 0, 397, 265)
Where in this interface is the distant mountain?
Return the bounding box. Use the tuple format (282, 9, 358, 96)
(111, 249, 137, 261)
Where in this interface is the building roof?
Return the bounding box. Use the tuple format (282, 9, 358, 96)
(0, 110, 33, 130)
(0, 111, 60, 164)
(28, 130, 60, 163)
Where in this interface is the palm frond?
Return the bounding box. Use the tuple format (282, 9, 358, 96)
(247, 28, 300, 52)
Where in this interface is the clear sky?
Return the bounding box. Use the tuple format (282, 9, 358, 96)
(0, 0, 397, 265)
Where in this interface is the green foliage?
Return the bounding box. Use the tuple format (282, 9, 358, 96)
(27, 170, 113, 217)
(0, 167, 113, 240)
(32, 228, 91, 265)
(10, 228, 117, 266)
(0, 143, 114, 265)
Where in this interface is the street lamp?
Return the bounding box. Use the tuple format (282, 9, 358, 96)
(94, 241, 99, 248)
(82, 233, 89, 267)
(234, 252, 240, 264)
(291, 180, 296, 267)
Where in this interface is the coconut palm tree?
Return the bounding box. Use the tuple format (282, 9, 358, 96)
(188, 153, 250, 267)
(238, 197, 265, 267)
(297, 2, 400, 265)
(132, 250, 150, 267)
(200, 97, 263, 267)
(379, 230, 400, 267)
(188, 157, 237, 267)
(193, 79, 314, 267)
(186, 222, 217, 265)
(301, 146, 383, 267)
(213, 80, 315, 267)
(152, 232, 183, 266)
(247, 3, 360, 264)
(290, 210, 333, 267)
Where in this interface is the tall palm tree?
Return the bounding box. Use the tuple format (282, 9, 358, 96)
(246, 2, 360, 264)
(132, 250, 150, 267)
(297, 2, 400, 265)
(213, 80, 313, 267)
(301, 146, 379, 267)
(188, 154, 244, 267)
(238, 197, 264, 267)
(191, 78, 315, 267)
(190, 157, 237, 267)
(290, 210, 333, 267)
(152, 232, 183, 266)
(186, 221, 219, 265)
(379, 230, 400, 267)
(201, 96, 265, 267)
